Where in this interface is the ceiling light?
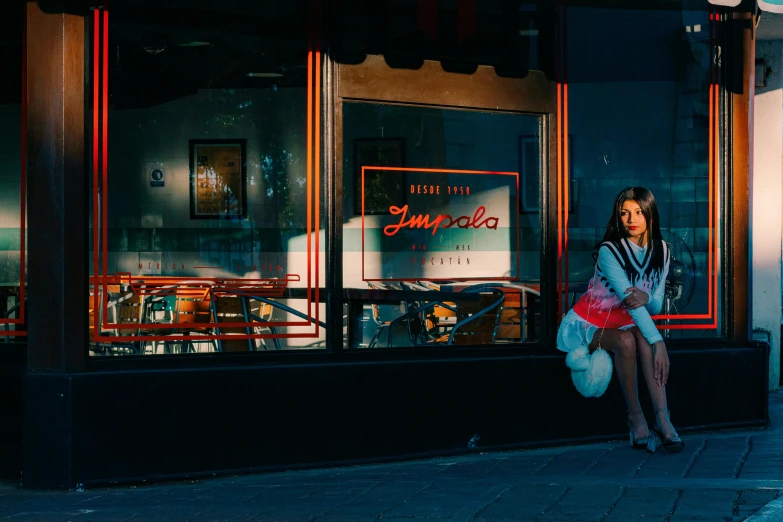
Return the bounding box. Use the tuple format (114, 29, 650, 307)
(246, 72, 284, 78)
(179, 41, 211, 47)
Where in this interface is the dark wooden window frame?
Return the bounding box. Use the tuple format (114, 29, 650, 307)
(330, 55, 560, 351)
(21, 4, 754, 374)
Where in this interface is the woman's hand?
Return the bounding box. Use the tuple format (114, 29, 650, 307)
(623, 287, 649, 310)
(652, 341, 670, 387)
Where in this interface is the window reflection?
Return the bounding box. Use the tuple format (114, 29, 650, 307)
(343, 102, 542, 348)
(89, 0, 325, 355)
(0, 1, 25, 342)
(565, 5, 719, 338)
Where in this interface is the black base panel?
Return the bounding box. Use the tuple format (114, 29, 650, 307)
(22, 344, 769, 489)
(0, 343, 25, 479)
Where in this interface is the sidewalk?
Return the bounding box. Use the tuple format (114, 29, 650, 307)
(2, 393, 783, 522)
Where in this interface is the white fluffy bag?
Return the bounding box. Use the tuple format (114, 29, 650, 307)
(565, 345, 613, 398)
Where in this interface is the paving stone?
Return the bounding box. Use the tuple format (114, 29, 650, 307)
(438, 458, 507, 477)
(380, 519, 470, 522)
(603, 514, 668, 522)
(477, 455, 553, 478)
(738, 466, 783, 479)
(253, 515, 312, 522)
(471, 484, 568, 521)
(558, 485, 624, 506)
(533, 449, 609, 477)
(737, 489, 780, 508)
(313, 515, 376, 522)
(382, 481, 509, 518)
(187, 507, 260, 522)
(733, 469, 783, 479)
(247, 483, 333, 503)
(94, 507, 205, 521)
(686, 437, 749, 479)
(533, 485, 622, 521)
(668, 515, 733, 522)
(748, 434, 783, 446)
(604, 487, 679, 518)
(320, 480, 433, 517)
(538, 506, 608, 522)
(3, 516, 71, 522)
(633, 441, 706, 479)
(305, 481, 379, 500)
(671, 489, 738, 519)
(585, 446, 652, 477)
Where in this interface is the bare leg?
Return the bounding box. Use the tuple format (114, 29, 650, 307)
(589, 328, 649, 440)
(629, 327, 677, 439)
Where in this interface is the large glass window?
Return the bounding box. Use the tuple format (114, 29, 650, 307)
(335, 0, 554, 350)
(89, 1, 326, 355)
(0, 1, 26, 344)
(343, 102, 542, 348)
(563, 4, 720, 338)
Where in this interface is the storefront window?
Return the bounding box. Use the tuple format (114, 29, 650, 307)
(89, 1, 326, 355)
(564, 4, 721, 338)
(336, 1, 552, 350)
(343, 102, 542, 348)
(0, 2, 26, 344)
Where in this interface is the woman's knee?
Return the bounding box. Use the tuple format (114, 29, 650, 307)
(614, 330, 637, 357)
(628, 328, 649, 349)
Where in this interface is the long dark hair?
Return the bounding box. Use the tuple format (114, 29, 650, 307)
(599, 186, 666, 274)
(602, 186, 662, 245)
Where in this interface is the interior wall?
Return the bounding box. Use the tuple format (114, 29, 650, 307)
(100, 87, 326, 348)
(103, 87, 321, 282)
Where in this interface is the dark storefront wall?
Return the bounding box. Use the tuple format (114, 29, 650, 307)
(16, 0, 768, 488)
(25, 347, 767, 487)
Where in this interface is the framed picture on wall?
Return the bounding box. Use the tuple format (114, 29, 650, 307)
(519, 135, 574, 213)
(189, 139, 247, 219)
(354, 138, 406, 215)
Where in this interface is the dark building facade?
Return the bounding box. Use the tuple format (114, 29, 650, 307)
(0, 0, 768, 488)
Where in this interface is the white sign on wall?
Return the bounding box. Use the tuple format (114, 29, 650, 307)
(150, 168, 165, 187)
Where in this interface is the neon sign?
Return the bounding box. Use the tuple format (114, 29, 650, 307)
(383, 205, 499, 236)
(360, 167, 520, 282)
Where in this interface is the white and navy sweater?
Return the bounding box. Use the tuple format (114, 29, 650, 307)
(571, 238, 670, 345)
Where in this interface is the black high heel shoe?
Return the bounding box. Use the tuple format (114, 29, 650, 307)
(626, 412, 650, 450)
(629, 430, 649, 450)
(648, 409, 685, 453)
